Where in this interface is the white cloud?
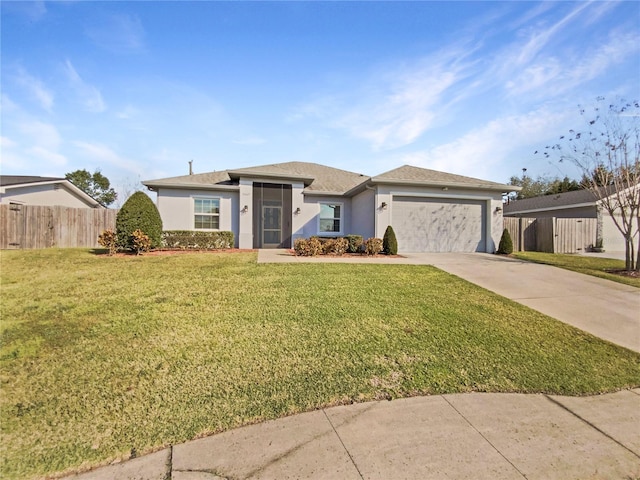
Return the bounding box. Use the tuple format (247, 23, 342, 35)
(293, 46, 476, 151)
(64, 60, 107, 113)
(396, 106, 573, 181)
(85, 13, 145, 54)
(18, 120, 62, 151)
(26, 146, 67, 166)
(14, 67, 54, 112)
(73, 141, 144, 176)
(0, 136, 18, 148)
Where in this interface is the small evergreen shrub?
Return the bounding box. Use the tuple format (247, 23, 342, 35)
(497, 228, 514, 255)
(364, 237, 383, 255)
(116, 192, 162, 251)
(97, 229, 117, 255)
(345, 234, 363, 253)
(131, 229, 151, 255)
(162, 231, 234, 250)
(383, 225, 398, 255)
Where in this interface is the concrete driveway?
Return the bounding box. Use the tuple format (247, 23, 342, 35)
(404, 253, 640, 353)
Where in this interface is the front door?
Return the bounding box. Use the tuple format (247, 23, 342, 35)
(262, 206, 282, 247)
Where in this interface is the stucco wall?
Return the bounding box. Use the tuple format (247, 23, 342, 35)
(601, 213, 627, 252)
(1, 184, 96, 208)
(156, 188, 239, 246)
(351, 188, 375, 239)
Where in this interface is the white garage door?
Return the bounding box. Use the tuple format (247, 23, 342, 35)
(392, 197, 486, 252)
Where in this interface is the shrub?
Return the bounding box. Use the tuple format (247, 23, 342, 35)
(162, 231, 234, 250)
(364, 237, 383, 255)
(131, 229, 151, 255)
(116, 192, 163, 251)
(321, 238, 336, 255)
(294, 237, 322, 256)
(345, 234, 363, 253)
(383, 225, 398, 255)
(332, 238, 349, 256)
(97, 229, 117, 255)
(497, 228, 514, 255)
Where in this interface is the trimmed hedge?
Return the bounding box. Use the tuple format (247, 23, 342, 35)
(162, 231, 235, 250)
(345, 234, 363, 253)
(116, 192, 163, 250)
(383, 225, 398, 255)
(497, 228, 513, 255)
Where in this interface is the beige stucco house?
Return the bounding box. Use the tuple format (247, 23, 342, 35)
(0, 176, 103, 209)
(143, 162, 515, 253)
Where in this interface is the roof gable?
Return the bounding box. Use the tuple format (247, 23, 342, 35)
(372, 165, 516, 191)
(144, 162, 369, 195)
(0, 176, 64, 187)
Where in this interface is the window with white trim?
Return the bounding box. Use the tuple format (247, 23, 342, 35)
(194, 198, 220, 229)
(319, 203, 342, 233)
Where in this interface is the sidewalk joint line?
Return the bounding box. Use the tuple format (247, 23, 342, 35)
(323, 409, 365, 480)
(165, 445, 173, 480)
(441, 395, 528, 479)
(544, 395, 640, 460)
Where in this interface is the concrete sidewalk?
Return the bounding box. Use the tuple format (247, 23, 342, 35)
(72, 390, 640, 480)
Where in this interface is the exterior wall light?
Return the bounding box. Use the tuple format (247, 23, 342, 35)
(242, 205, 249, 213)
(295, 207, 301, 214)
(495, 206, 502, 213)
(381, 202, 387, 209)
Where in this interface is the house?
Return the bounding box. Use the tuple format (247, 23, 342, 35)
(143, 162, 515, 253)
(0, 176, 104, 209)
(503, 187, 629, 252)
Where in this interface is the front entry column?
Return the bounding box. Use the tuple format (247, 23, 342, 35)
(238, 180, 253, 249)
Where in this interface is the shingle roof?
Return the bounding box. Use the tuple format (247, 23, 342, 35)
(372, 165, 516, 191)
(144, 162, 514, 195)
(144, 162, 369, 195)
(0, 176, 64, 187)
(503, 188, 603, 214)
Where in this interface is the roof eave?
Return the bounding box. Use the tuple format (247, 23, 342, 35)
(227, 170, 315, 185)
(143, 182, 240, 192)
(370, 177, 519, 192)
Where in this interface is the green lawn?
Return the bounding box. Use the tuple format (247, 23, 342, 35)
(512, 252, 640, 288)
(1, 249, 639, 479)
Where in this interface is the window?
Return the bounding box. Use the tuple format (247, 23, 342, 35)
(319, 203, 342, 233)
(194, 198, 220, 229)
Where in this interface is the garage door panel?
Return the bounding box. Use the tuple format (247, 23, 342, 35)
(392, 197, 486, 252)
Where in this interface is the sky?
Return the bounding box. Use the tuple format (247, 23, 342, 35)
(1, 1, 639, 205)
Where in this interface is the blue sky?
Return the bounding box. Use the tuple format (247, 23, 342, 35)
(2, 1, 639, 204)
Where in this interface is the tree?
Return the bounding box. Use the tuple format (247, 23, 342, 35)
(116, 191, 163, 250)
(66, 169, 117, 207)
(508, 173, 581, 199)
(540, 97, 640, 271)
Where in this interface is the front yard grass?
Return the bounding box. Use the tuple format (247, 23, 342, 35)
(1, 249, 639, 479)
(512, 251, 640, 288)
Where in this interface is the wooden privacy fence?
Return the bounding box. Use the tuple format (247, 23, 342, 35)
(0, 204, 117, 249)
(504, 216, 597, 254)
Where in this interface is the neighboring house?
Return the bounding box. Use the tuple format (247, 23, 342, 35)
(143, 162, 514, 253)
(0, 176, 104, 209)
(503, 187, 629, 252)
